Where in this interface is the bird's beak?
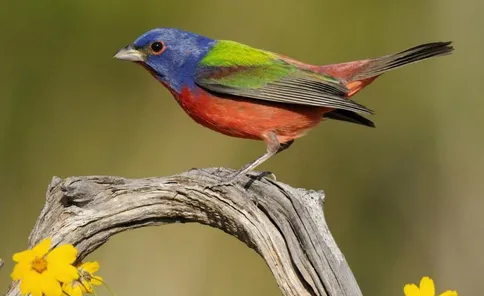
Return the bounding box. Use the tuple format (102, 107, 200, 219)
(113, 45, 145, 62)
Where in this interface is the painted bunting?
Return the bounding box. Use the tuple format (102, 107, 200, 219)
(114, 28, 453, 182)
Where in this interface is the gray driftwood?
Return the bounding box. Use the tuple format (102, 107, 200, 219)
(5, 168, 362, 296)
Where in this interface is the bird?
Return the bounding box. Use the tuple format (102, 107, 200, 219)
(114, 28, 453, 183)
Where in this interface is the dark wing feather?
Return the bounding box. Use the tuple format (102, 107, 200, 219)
(195, 63, 374, 115)
(323, 109, 375, 127)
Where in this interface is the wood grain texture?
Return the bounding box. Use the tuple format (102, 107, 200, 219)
(5, 168, 362, 296)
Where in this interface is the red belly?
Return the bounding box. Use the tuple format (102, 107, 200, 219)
(173, 86, 327, 143)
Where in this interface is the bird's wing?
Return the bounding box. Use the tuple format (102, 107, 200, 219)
(323, 109, 375, 127)
(195, 40, 373, 114)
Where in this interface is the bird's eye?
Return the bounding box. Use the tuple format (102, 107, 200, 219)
(150, 41, 165, 54)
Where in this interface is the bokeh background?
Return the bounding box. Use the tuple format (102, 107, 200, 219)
(1, 0, 482, 295)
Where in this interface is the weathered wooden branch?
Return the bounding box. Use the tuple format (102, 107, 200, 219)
(5, 168, 362, 296)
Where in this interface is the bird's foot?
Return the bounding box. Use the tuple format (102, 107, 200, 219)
(259, 171, 277, 181)
(204, 171, 276, 191)
(203, 175, 239, 190)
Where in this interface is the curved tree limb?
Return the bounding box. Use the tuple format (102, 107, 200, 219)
(5, 168, 362, 296)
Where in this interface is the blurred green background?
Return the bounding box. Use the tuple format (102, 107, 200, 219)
(0, 0, 481, 295)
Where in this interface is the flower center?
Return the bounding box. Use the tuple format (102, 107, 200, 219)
(31, 257, 48, 273)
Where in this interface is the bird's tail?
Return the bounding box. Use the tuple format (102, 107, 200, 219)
(322, 41, 455, 97)
(319, 42, 453, 126)
(350, 41, 454, 81)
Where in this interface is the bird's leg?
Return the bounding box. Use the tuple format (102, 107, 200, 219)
(229, 133, 293, 182)
(205, 133, 294, 189)
(259, 139, 294, 181)
(227, 132, 280, 182)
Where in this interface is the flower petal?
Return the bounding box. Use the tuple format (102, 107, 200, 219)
(61, 283, 72, 295)
(91, 275, 104, 286)
(420, 277, 435, 296)
(12, 250, 35, 264)
(19, 271, 34, 295)
(49, 263, 79, 283)
(11, 262, 31, 281)
(47, 244, 77, 265)
(71, 285, 83, 296)
(80, 261, 100, 274)
(404, 284, 421, 296)
(63, 282, 84, 296)
(41, 272, 62, 296)
(80, 278, 93, 293)
(32, 238, 52, 257)
(31, 289, 42, 296)
(62, 282, 73, 294)
(22, 271, 43, 296)
(439, 291, 458, 296)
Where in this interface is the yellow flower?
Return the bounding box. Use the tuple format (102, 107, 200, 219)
(62, 261, 103, 296)
(11, 238, 79, 296)
(404, 277, 458, 296)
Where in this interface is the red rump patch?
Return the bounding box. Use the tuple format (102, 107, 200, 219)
(317, 60, 380, 97)
(345, 77, 379, 97)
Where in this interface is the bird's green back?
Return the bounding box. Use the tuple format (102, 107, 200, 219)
(198, 40, 296, 89)
(200, 40, 277, 67)
(198, 40, 344, 89)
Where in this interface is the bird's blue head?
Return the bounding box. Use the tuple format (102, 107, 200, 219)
(114, 28, 215, 93)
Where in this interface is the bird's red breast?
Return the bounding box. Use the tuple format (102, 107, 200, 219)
(172, 85, 328, 144)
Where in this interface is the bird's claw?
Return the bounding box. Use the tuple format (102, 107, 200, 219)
(203, 176, 238, 190)
(203, 171, 277, 191)
(260, 171, 277, 181)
